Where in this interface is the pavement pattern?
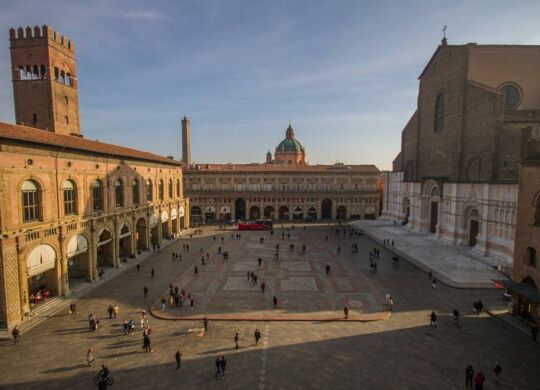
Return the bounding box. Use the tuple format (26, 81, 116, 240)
(0, 223, 539, 390)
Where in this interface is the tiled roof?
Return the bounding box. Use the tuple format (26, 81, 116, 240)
(0, 121, 181, 165)
(183, 162, 380, 173)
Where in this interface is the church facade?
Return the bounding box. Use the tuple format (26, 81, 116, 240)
(184, 125, 380, 223)
(382, 39, 540, 271)
(0, 26, 188, 329)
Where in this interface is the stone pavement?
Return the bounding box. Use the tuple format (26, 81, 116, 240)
(150, 225, 390, 322)
(352, 219, 508, 288)
(0, 224, 538, 390)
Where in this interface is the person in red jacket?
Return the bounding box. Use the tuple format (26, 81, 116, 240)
(474, 370, 485, 390)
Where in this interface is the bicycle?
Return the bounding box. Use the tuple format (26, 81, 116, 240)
(93, 375, 114, 386)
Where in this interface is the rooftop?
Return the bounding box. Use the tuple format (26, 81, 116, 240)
(0, 122, 181, 166)
(183, 162, 379, 173)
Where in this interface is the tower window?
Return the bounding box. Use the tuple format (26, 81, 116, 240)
(501, 84, 521, 109)
(40, 65, 46, 79)
(65, 116, 69, 124)
(65, 96, 69, 105)
(66, 73, 72, 86)
(527, 247, 537, 267)
(434, 93, 445, 131)
(54, 67, 59, 81)
(60, 71, 65, 84)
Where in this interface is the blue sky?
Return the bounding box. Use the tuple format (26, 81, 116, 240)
(1, 0, 540, 169)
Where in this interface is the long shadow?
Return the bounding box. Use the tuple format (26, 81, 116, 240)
(52, 327, 90, 335)
(2, 316, 539, 390)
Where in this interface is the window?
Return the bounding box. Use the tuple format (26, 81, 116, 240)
(535, 194, 540, 226)
(501, 84, 520, 109)
(92, 180, 102, 211)
(146, 179, 153, 202)
(22, 180, 40, 222)
(434, 93, 445, 131)
(158, 180, 164, 200)
(65, 96, 68, 105)
(115, 179, 123, 207)
(132, 179, 140, 205)
(176, 180, 180, 197)
(65, 116, 69, 124)
(527, 247, 537, 267)
(168, 180, 173, 199)
(54, 67, 59, 81)
(40, 64, 46, 79)
(66, 73, 72, 86)
(63, 180, 76, 215)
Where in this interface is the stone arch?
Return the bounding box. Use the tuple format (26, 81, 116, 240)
(321, 198, 333, 219)
(264, 206, 275, 219)
(97, 228, 114, 267)
(422, 180, 440, 234)
(66, 234, 90, 283)
(278, 206, 289, 220)
(235, 198, 246, 221)
(118, 221, 132, 257)
(249, 205, 261, 220)
(26, 244, 61, 300)
(292, 206, 303, 221)
(463, 205, 481, 247)
(135, 217, 147, 251)
(402, 197, 411, 225)
(190, 206, 202, 224)
(336, 206, 347, 220)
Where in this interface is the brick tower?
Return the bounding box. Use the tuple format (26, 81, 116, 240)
(181, 116, 191, 163)
(9, 25, 81, 136)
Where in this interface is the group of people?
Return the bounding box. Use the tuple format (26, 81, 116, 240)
(465, 362, 503, 389)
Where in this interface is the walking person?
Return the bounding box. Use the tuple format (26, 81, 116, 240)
(234, 333, 239, 349)
(254, 328, 261, 345)
(136, 264, 140, 272)
(69, 301, 77, 314)
(430, 311, 437, 328)
(11, 326, 20, 344)
(492, 362, 502, 382)
(194, 266, 199, 276)
(175, 351, 182, 370)
(465, 365, 474, 388)
(261, 282, 266, 293)
(214, 357, 221, 378)
(344, 305, 349, 319)
(190, 296, 195, 310)
(203, 317, 209, 332)
(143, 286, 148, 298)
(273, 295, 278, 309)
(151, 268, 155, 278)
(474, 370, 485, 390)
(160, 296, 167, 311)
(219, 356, 227, 379)
(87, 348, 95, 367)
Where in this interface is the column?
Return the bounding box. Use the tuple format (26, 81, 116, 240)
(59, 232, 70, 296)
(15, 243, 28, 320)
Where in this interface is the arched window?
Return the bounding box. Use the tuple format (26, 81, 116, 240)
(63, 180, 77, 215)
(32, 65, 39, 80)
(535, 193, 540, 226)
(91, 180, 102, 211)
(65, 73, 72, 86)
(60, 70, 65, 84)
(115, 179, 124, 208)
(40, 65, 46, 79)
(434, 93, 445, 131)
(18, 65, 25, 80)
(176, 179, 181, 197)
(158, 180, 164, 201)
(26, 65, 32, 79)
(168, 179, 173, 199)
(54, 67, 59, 81)
(132, 179, 140, 205)
(146, 179, 153, 202)
(22, 180, 40, 222)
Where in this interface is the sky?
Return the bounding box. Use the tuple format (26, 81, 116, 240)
(1, 1, 540, 170)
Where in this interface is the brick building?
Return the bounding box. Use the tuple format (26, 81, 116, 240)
(184, 125, 380, 223)
(0, 26, 188, 329)
(382, 38, 540, 270)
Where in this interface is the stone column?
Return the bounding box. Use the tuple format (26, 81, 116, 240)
(15, 242, 28, 321)
(113, 218, 120, 268)
(58, 230, 70, 296)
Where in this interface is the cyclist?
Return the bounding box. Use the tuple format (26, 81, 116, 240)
(99, 365, 110, 381)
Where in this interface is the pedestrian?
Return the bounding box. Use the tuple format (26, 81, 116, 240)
(337, 245, 341, 254)
(261, 282, 266, 293)
(87, 348, 95, 367)
(136, 264, 140, 272)
(258, 257, 262, 266)
(175, 350, 182, 370)
(430, 311, 437, 328)
(151, 268, 155, 278)
(234, 333, 239, 349)
(431, 279, 437, 289)
(387, 296, 394, 311)
(492, 362, 502, 382)
(194, 266, 199, 276)
(474, 370, 485, 390)
(107, 305, 113, 319)
(326, 264, 331, 275)
(190, 297, 195, 310)
(247, 271, 250, 280)
(220, 356, 227, 379)
(113, 304, 119, 318)
(143, 286, 148, 298)
(143, 334, 152, 352)
(453, 309, 461, 328)
(69, 301, 76, 314)
(344, 305, 349, 319)
(254, 328, 261, 344)
(273, 296, 278, 309)
(532, 323, 538, 341)
(161, 296, 167, 311)
(428, 269, 433, 280)
(214, 357, 221, 378)
(465, 365, 474, 388)
(11, 326, 20, 344)
(253, 274, 258, 286)
(203, 316, 209, 332)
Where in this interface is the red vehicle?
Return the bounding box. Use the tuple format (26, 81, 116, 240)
(238, 219, 273, 231)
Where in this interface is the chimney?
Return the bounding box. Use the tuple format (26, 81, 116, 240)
(181, 116, 191, 164)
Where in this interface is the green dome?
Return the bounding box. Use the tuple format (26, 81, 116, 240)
(276, 124, 304, 152)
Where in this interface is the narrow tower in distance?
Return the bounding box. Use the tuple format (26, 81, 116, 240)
(181, 116, 191, 163)
(9, 25, 81, 136)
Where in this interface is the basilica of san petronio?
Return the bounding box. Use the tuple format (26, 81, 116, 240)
(0, 18, 539, 390)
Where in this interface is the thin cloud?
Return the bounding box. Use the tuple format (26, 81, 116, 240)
(120, 10, 169, 20)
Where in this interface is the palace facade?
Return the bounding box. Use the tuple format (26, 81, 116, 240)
(184, 125, 380, 223)
(382, 38, 540, 271)
(0, 26, 188, 329)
